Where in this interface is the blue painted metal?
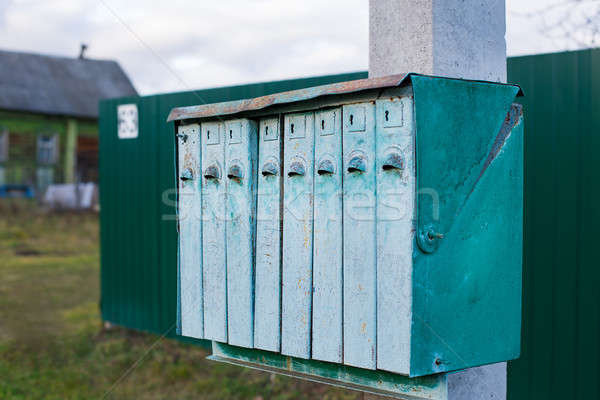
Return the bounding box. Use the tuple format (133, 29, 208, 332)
(342, 102, 377, 370)
(225, 119, 258, 347)
(99, 72, 369, 347)
(201, 121, 227, 341)
(312, 107, 343, 363)
(253, 117, 282, 352)
(177, 123, 204, 338)
(281, 111, 315, 359)
(375, 97, 415, 374)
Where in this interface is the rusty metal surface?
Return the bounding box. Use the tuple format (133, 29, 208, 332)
(473, 103, 523, 194)
(210, 342, 448, 400)
(167, 74, 522, 122)
(167, 74, 410, 121)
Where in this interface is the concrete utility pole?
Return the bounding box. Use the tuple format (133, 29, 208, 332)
(368, 0, 508, 399)
(369, 0, 507, 83)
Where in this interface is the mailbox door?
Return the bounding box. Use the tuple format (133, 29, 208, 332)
(375, 98, 415, 374)
(254, 117, 282, 352)
(409, 77, 523, 376)
(201, 121, 227, 342)
(177, 123, 203, 338)
(342, 102, 377, 369)
(281, 112, 315, 359)
(312, 108, 343, 363)
(225, 119, 258, 347)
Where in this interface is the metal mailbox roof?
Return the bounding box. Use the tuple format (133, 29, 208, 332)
(167, 73, 522, 122)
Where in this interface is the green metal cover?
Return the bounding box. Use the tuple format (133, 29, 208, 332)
(411, 76, 523, 376)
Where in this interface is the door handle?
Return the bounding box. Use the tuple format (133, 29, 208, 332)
(180, 167, 194, 181)
(347, 154, 367, 173)
(261, 160, 279, 176)
(203, 164, 221, 180)
(227, 164, 244, 180)
(382, 152, 404, 171)
(288, 160, 306, 177)
(317, 158, 335, 175)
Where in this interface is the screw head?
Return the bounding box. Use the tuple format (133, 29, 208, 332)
(417, 225, 444, 254)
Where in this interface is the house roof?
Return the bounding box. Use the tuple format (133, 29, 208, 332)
(0, 49, 138, 119)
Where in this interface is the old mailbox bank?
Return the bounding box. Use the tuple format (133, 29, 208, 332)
(169, 74, 523, 398)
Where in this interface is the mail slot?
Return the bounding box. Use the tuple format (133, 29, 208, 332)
(170, 73, 523, 383)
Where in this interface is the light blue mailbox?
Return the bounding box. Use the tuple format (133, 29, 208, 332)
(169, 74, 523, 398)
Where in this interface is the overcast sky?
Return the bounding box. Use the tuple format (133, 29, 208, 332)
(0, 0, 598, 95)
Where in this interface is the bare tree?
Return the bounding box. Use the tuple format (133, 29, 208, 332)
(511, 0, 600, 49)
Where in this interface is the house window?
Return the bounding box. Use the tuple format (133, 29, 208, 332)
(37, 134, 59, 165)
(0, 130, 8, 163)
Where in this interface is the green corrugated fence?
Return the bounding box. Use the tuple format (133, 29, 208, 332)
(99, 51, 600, 399)
(507, 49, 600, 400)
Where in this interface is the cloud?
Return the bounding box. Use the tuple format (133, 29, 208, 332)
(0, 0, 368, 94)
(0, 0, 584, 95)
(0, 0, 13, 25)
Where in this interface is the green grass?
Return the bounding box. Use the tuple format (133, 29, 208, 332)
(0, 200, 360, 399)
